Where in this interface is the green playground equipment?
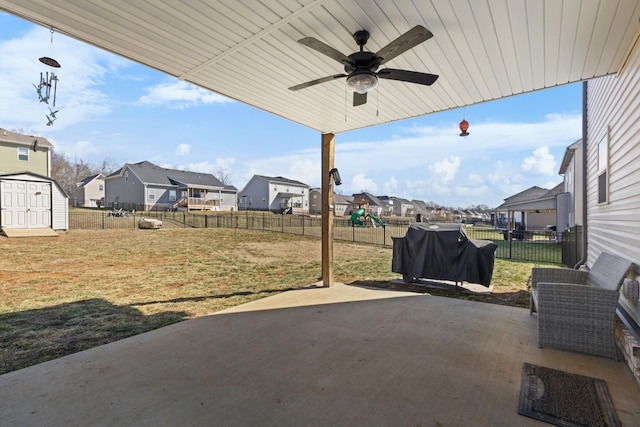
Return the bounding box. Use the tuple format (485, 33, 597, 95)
(350, 208, 386, 228)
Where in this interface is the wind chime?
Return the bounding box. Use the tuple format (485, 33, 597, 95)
(34, 28, 61, 126)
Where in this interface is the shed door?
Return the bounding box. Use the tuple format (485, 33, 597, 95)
(1, 180, 52, 229)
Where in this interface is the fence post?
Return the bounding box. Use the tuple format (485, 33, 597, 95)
(183, 212, 186, 227)
(102, 212, 105, 229)
(302, 216, 305, 235)
(246, 211, 249, 229)
(384, 226, 386, 246)
(205, 215, 208, 228)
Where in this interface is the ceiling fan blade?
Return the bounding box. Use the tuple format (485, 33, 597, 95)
(298, 37, 354, 66)
(375, 25, 433, 65)
(377, 68, 439, 86)
(289, 74, 347, 91)
(353, 92, 367, 107)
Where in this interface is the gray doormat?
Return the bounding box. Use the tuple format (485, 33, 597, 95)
(518, 363, 620, 427)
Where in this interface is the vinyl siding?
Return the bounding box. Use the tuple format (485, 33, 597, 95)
(0, 143, 49, 176)
(52, 181, 69, 230)
(105, 169, 145, 207)
(586, 40, 640, 324)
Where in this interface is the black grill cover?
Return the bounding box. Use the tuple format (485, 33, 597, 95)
(392, 223, 497, 287)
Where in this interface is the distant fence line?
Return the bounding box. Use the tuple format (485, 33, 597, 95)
(69, 210, 567, 265)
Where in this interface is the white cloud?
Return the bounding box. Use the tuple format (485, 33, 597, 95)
(429, 156, 460, 183)
(383, 176, 398, 195)
(174, 157, 236, 174)
(522, 145, 557, 175)
(350, 173, 378, 193)
(176, 143, 190, 156)
(138, 80, 231, 108)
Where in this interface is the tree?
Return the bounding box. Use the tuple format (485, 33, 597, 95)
(50, 151, 75, 198)
(51, 152, 105, 205)
(214, 166, 232, 185)
(95, 157, 119, 176)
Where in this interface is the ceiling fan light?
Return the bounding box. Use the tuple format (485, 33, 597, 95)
(347, 72, 378, 94)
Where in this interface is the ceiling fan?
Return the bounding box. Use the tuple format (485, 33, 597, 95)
(288, 25, 439, 107)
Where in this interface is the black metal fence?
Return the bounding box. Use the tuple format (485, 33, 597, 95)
(69, 210, 563, 264)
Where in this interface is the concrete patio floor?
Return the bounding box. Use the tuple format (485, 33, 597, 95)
(1, 283, 639, 426)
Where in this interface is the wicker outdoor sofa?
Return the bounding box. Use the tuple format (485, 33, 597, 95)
(530, 252, 634, 360)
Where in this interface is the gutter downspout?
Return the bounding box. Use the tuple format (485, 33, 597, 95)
(575, 80, 588, 269)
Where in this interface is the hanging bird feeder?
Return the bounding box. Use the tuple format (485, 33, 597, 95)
(459, 119, 469, 137)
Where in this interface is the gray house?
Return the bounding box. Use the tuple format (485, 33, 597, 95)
(238, 175, 309, 214)
(75, 174, 105, 208)
(105, 161, 238, 211)
(558, 139, 583, 231)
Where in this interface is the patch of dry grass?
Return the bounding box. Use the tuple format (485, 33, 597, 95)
(0, 228, 545, 374)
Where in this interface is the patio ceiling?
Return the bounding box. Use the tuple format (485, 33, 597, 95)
(1, 0, 639, 134)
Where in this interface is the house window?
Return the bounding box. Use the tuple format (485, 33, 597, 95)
(220, 195, 224, 203)
(148, 188, 155, 201)
(99, 184, 104, 191)
(125, 171, 129, 182)
(18, 147, 29, 161)
(169, 190, 176, 202)
(182, 190, 187, 198)
(313, 194, 317, 201)
(598, 133, 608, 204)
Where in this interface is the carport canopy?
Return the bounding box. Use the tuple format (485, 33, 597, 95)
(2, 0, 639, 285)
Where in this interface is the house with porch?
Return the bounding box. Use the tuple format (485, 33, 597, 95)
(494, 184, 567, 232)
(238, 175, 309, 214)
(104, 161, 238, 211)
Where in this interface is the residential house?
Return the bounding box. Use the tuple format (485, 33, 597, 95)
(0, 129, 68, 231)
(0, 128, 52, 177)
(412, 199, 429, 221)
(309, 189, 352, 216)
(391, 197, 414, 217)
(75, 174, 105, 207)
(376, 196, 395, 216)
(239, 175, 309, 214)
(105, 161, 238, 211)
(558, 139, 583, 231)
(351, 192, 385, 216)
(494, 184, 566, 231)
(333, 194, 354, 217)
(583, 36, 640, 369)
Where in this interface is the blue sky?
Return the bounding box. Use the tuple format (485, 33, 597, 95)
(0, 12, 582, 208)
